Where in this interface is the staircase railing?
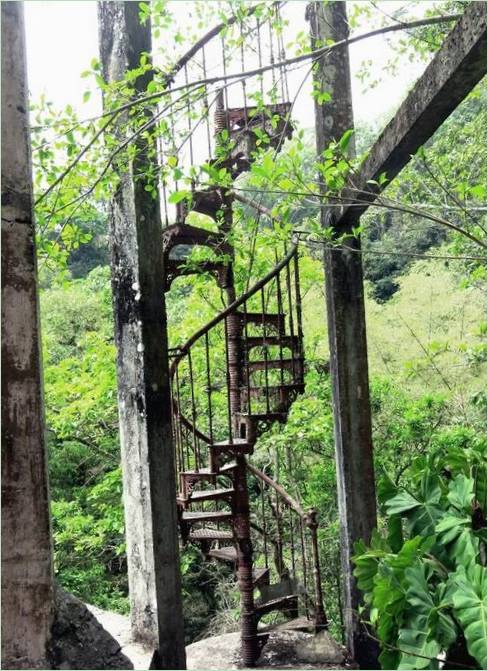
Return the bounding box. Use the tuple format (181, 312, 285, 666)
(246, 462, 327, 629)
(169, 241, 302, 475)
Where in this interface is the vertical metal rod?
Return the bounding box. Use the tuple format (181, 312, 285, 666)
(201, 45, 213, 159)
(184, 63, 195, 191)
(187, 349, 200, 470)
(260, 482, 269, 569)
(284, 250, 297, 380)
(306, 510, 328, 628)
(223, 316, 233, 443)
(268, 11, 277, 95)
(260, 288, 271, 414)
(220, 35, 230, 115)
(275, 254, 285, 387)
(275, 487, 283, 577)
(289, 506, 296, 580)
(299, 518, 308, 600)
(243, 302, 252, 416)
(256, 17, 266, 132)
(240, 24, 249, 129)
(174, 361, 185, 473)
(293, 249, 304, 362)
(204, 332, 214, 444)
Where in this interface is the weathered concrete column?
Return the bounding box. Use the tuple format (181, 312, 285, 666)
(98, 3, 186, 668)
(307, 3, 378, 667)
(1, 3, 55, 668)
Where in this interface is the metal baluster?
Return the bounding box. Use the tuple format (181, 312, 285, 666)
(204, 332, 214, 444)
(201, 45, 213, 160)
(184, 63, 195, 193)
(243, 301, 252, 417)
(284, 247, 297, 381)
(187, 349, 200, 471)
(275, 255, 285, 387)
(275, 487, 283, 578)
(289, 506, 296, 580)
(299, 517, 308, 610)
(174, 361, 185, 473)
(260, 288, 271, 414)
(256, 17, 266, 133)
(223, 317, 233, 443)
(293, 249, 304, 366)
(260, 482, 269, 569)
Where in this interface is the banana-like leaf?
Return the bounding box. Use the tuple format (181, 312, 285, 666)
(450, 563, 487, 668)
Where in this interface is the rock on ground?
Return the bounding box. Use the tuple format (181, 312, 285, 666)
(49, 588, 133, 669)
(186, 630, 347, 670)
(83, 603, 352, 670)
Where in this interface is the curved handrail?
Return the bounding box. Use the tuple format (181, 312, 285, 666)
(170, 243, 298, 374)
(247, 462, 305, 518)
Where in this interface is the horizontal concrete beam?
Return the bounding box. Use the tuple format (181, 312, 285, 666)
(339, 1, 486, 227)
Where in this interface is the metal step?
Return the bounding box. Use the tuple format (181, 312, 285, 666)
(180, 461, 237, 479)
(244, 383, 305, 400)
(182, 511, 233, 524)
(238, 311, 286, 333)
(254, 593, 299, 619)
(208, 546, 237, 563)
(259, 616, 315, 634)
(253, 567, 270, 588)
(189, 528, 234, 542)
(207, 546, 269, 588)
(187, 487, 234, 503)
(243, 335, 300, 353)
(211, 438, 253, 456)
(237, 411, 288, 423)
(244, 358, 303, 374)
(191, 188, 224, 219)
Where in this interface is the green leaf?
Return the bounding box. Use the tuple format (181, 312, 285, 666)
(168, 190, 190, 204)
(387, 474, 443, 537)
(447, 474, 474, 513)
(339, 129, 354, 153)
(398, 619, 441, 670)
(450, 563, 487, 668)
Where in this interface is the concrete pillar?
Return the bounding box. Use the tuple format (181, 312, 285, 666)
(1, 3, 55, 668)
(97, 3, 186, 668)
(307, 3, 378, 667)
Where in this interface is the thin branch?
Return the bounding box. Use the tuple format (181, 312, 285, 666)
(231, 185, 487, 249)
(81, 14, 463, 123)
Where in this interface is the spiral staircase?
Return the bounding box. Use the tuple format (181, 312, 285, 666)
(164, 99, 327, 666)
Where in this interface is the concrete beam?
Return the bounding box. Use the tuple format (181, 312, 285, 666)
(308, 3, 378, 667)
(339, 1, 487, 228)
(1, 3, 54, 668)
(98, 3, 186, 668)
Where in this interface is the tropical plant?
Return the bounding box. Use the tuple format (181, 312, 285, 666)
(353, 435, 486, 669)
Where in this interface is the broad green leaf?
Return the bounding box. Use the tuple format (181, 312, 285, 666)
(385, 490, 420, 516)
(339, 129, 354, 153)
(168, 190, 191, 204)
(447, 474, 474, 512)
(398, 615, 441, 669)
(450, 563, 487, 668)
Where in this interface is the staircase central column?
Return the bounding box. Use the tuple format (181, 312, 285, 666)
(220, 181, 259, 664)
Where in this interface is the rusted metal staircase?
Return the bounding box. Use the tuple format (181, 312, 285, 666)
(164, 99, 327, 666)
